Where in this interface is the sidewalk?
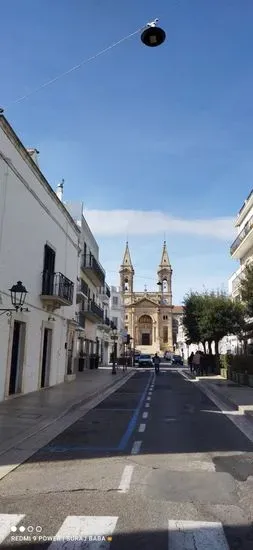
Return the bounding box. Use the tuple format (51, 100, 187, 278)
(183, 369, 253, 416)
(0, 367, 134, 458)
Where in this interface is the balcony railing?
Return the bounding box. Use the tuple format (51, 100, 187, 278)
(82, 253, 105, 286)
(77, 279, 89, 296)
(238, 188, 253, 216)
(41, 271, 74, 305)
(82, 299, 104, 321)
(99, 283, 111, 300)
(230, 213, 253, 255)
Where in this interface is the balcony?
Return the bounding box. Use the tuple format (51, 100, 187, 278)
(97, 315, 111, 331)
(82, 300, 104, 322)
(76, 279, 89, 303)
(81, 253, 105, 287)
(236, 188, 253, 226)
(77, 311, 86, 329)
(230, 213, 253, 258)
(99, 283, 111, 302)
(41, 271, 74, 308)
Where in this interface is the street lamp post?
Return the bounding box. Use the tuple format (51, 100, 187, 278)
(0, 281, 28, 316)
(111, 327, 118, 375)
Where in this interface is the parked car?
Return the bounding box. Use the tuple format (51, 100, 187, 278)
(172, 354, 183, 365)
(134, 353, 141, 364)
(138, 354, 153, 367)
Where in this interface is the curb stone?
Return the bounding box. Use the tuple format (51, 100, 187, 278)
(182, 369, 253, 419)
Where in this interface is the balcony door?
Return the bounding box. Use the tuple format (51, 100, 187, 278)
(43, 245, 55, 295)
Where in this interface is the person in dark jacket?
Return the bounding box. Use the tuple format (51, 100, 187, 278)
(188, 351, 194, 373)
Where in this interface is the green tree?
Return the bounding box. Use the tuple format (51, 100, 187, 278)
(183, 290, 246, 355)
(199, 291, 245, 355)
(182, 292, 205, 349)
(239, 263, 253, 317)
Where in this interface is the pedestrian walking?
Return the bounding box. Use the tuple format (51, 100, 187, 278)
(153, 353, 161, 374)
(188, 351, 194, 373)
(192, 350, 201, 375)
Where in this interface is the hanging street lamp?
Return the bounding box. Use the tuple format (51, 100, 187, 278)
(141, 19, 166, 48)
(0, 281, 28, 316)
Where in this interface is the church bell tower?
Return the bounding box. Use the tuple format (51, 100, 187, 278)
(119, 242, 134, 294)
(157, 241, 172, 305)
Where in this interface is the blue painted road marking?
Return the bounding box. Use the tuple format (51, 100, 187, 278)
(117, 372, 153, 451)
(44, 372, 154, 453)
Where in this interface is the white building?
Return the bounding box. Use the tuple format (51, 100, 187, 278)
(228, 189, 253, 353)
(229, 188, 253, 298)
(65, 202, 111, 368)
(0, 114, 80, 401)
(109, 286, 125, 359)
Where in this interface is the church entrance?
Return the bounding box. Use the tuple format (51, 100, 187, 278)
(138, 315, 152, 346)
(142, 333, 150, 346)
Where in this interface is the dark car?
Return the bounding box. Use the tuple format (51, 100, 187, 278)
(134, 353, 141, 364)
(172, 354, 183, 365)
(138, 354, 153, 367)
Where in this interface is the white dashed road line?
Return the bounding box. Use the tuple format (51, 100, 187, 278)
(117, 465, 134, 493)
(0, 515, 25, 544)
(131, 440, 142, 455)
(145, 403, 150, 408)
(48, 516, 118, 549)
(142, 412, 148, 419)
(0, 514, 232, 548)
(138, 423, 146, 433)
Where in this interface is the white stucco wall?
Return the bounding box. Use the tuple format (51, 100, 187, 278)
(0, 117, 80, 400)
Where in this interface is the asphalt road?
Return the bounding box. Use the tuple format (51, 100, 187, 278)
(0, 366, 253, 549)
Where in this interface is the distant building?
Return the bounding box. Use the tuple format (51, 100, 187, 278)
(109, 286, 125, 359)
(65, 202, 111, 368)
(0, 114, 80, 401)
(119, 242, 183, 355)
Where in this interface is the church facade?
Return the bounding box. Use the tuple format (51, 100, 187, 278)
(119, 242, 183, 355)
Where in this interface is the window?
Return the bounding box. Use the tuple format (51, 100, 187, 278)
(163, 326, 168, 343)
(163, 315, 168, 320)
(112, 317, 118, 328)
(113, 297, 118, 306)
(125, 314, 128, 320)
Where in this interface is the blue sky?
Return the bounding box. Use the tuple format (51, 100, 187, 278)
(2, 0, 253, 303)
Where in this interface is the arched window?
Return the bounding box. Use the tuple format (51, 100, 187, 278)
(163, 279, 168, 293)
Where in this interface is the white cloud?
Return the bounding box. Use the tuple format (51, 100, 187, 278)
(84, 209, 235, 240)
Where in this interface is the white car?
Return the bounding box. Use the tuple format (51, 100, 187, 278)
(138, 354, 153, 367)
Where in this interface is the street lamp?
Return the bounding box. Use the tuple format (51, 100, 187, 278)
(141, 19, 166, 47)
(0, 281, 28, 316)
(111, 327, 118, 374)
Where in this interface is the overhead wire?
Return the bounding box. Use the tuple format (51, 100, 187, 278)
(5, 24, 146, 109)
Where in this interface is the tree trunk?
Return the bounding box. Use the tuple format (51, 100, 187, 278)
(214, 340, 219, 355)
(208, 340, 212, 355)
